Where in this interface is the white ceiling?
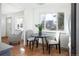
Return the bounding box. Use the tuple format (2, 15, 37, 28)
(1, 3, 71, 14)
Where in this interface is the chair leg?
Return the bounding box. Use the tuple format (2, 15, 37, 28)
(45, 37, 48, 50)
(18, 41, 21, 44)
(27, 40, 28, 46)
(32, 40, 35, 50)
(46, 41, 48, 50)
(48, 45, 50, 54)
(36, 40, 38, 48)
(29, 41, 31, 49)
(56, 45, 57, 49)
(59, 44, 61, 54)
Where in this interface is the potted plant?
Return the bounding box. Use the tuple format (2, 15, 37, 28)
(35, 23, 43, 36)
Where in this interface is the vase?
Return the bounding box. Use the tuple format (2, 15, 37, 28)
(39, 31, 42, 36)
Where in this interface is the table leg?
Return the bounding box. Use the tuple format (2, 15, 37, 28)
(36, 39, 38, 48)
(45, 37, 48, 50)
(42, 37, 44, 53)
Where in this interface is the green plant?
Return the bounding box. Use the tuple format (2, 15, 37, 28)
(35, 23, 43, 32)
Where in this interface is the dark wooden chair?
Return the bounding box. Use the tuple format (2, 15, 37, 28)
(25, 30, 38, 49)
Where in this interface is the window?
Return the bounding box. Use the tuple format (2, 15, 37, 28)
(40, 13, 64, 31)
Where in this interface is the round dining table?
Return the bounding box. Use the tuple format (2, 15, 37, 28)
(31, 33, 50, 53)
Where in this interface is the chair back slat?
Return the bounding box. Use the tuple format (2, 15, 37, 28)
(8, 30, 22, 42)
(25, 30, 34, 39)
(55, 31, 61, 43)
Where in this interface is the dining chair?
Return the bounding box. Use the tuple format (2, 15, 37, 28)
(8, 30, 22, 45)
(25, 30, 38, 49)
(46, 31, 61, 54)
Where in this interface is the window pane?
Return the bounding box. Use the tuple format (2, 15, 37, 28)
(58, 13, 64, 30)
(46, 14, 57, 30)
(41, 13, 57, 30)
(46, 20, 56, 30)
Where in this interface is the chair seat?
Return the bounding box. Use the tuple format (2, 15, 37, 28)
(48, 40, 58, 44)
(27, 37, 34, 41)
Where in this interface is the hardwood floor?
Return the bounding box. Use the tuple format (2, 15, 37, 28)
(10, 44, 69, 56)
(1, 37, 69, 56)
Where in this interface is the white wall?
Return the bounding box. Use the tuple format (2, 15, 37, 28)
(1, 15, 6, 37)
(0, 4, 1, 42)
(24, 8, 34, 31)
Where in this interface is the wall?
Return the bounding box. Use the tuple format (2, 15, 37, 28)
(1, 15, 6, 37)
(24, 8, 34, 31)
(0, 4, 1, 42)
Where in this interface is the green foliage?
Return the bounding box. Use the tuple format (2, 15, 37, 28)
(35, 23, 43, 32)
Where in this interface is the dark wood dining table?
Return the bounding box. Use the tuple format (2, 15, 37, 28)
(31, 33, 50, 53)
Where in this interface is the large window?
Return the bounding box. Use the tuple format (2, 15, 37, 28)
(40, 13, 64, 31)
